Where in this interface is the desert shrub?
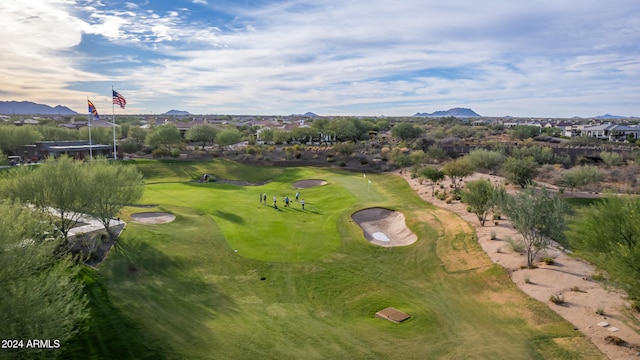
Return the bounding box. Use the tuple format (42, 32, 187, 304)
(245, 146, 257, 155)
(152, 148, 169, 158)
(338, 161, 346, 167)
(542, 257, 555, 265)
(445, 196, 454, 204)
(170, 148, 181, 157)
(591, 272, 606, 281)
(631, 300, 640, 313)
(191, 150, 207, 159)
(505, 236, 525, 253)
(295, 152, 302, 159)
(326, 156, 336, 163)
(595, 306, 605, 315)
(436, 193, 446, 201)
(600, 151, 624, 167)
(549, 293, 565, 305)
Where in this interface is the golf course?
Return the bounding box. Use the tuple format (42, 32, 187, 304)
(77, 159, 602, 359)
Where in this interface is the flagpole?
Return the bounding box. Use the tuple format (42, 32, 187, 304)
(87, 97, 93, 161)
(111, 86, 117, 160)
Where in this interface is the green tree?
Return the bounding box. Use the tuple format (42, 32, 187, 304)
(258, 128, 274, 143)
(216, 127, 242, 150)
(559, 165, 604, 194)
(465, 149, 504, 173)
(185, 124, 218, 149)
(409, 150, 426, 166)
(510, 125, 540, 140)
(128, 126, 148, 143)
(462, 179, 500, 226)
(497, 187, 567, 268)
(391, 122, 424, 142)
(327, 119, 358, 141)
(0, 125, 43, 155)
(417, 166, 445, 195)
(334, 142, 357, 161)
(83, 159, 144, 238)
(145, 124, 182, 150)
(502, 156, 537, 188)
(4, 156, 90, 239)
(0, 201, 89, 356)
(567, 196, 640, 297)
(272, 129, 292, 144)
(442, 157, 475, 189)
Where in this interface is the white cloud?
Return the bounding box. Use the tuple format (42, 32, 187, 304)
(0, 0, 639, 116)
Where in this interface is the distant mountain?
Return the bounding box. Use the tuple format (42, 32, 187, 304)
(0, 101, 78, 115)
(164, 110, 190, 116)
(595, 114, 625, 119)
(414, 107, 481, 117)
(290, 112, 319, 117)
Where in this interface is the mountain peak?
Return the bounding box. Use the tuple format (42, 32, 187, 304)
(0, 101, 78, 115)
(414, 107, 481, 117)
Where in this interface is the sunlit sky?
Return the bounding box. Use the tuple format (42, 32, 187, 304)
(1, 0, 639, 117)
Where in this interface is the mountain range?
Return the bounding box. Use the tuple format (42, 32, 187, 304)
(0, 101, 78, 115)
(414, 108, 481, 117)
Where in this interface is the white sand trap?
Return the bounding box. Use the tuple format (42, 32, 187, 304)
(372, 232, 391, 242)
(293, 179, 328, 189)
(130, 212, 176, 224)
(351, 208, 417, 247)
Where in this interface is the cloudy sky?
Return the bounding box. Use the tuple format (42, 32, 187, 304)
(1, 0, 638, 117)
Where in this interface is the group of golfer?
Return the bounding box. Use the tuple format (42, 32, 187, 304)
(260, 191, 304, 210)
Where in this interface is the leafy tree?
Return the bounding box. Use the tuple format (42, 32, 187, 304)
(119, 138, 142, 154)
(334, 142, 356, 161)
(0, 149, 6, 166)
(502, 156, 537, 188)
(0, 125, 43, 155)
(509, 125, 540, 140)
(83, 159, 144, 238)
(417, 166, 445, 195)
(37, 125, 81, 141)
(567, 196, 640, 297)
(425, 145, 448, 162)
(292, 126, 317, 143)
(185, 124, 218, 149)
(461, 179, 500, 226)
(0, 201, 89, 355)
(258, 128, 274, 143)
(465, 149, 504, 173)
(442, 157, 475, 189)
(327, 119, 358, 141)
(216, 127, 242, 149)
(559, 165, 604, 194)
(79, 126, 117, 145)
(3, 156, 90, 239)
(391, 122, 424, 142)
(409, 150, 426, 166)
(128, 126, 148, 143)
(272, 129, 292, 144)
(497, 187, 567, 268)
(145, 124, 182, 149)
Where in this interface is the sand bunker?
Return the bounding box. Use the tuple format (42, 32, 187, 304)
(351, 208, 417, 247)
(130, 212, 176, 224)
(293, 179, 328, 189)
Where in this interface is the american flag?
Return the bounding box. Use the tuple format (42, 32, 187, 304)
(112, 90, 126, 109)
(88, 99, 99, 120)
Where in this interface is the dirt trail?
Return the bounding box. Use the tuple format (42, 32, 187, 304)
(398, 171, 640, 359)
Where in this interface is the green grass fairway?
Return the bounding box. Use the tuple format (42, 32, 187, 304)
(95, 160, 602, 359)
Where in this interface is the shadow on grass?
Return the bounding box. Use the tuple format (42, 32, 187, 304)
(213, 210, 246, 224)
(97, 238, 237, 354)
(62, 268, 167, 360)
